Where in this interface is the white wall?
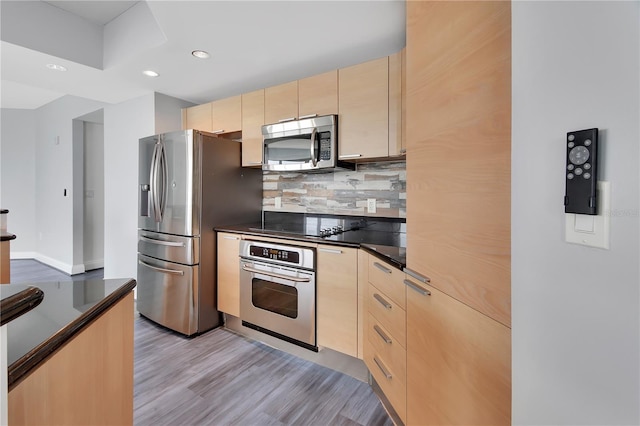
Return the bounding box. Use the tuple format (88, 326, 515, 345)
(512, 2, 640, 425)
(33, 96, 106, 273)
(154, 93, 194, 134)
(103, 94, 155, 280)
(83, 121, 104, 270)
(0, 109, 36, 254)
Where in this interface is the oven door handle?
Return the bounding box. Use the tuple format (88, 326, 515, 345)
(242, 265, 311, 283)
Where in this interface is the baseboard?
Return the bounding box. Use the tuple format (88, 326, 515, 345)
(84, 259, 104, 271)
(10, 251, 38, 259)
(33, 254, 76, 275)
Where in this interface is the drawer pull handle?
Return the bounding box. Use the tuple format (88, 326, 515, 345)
(404, 267, 431, 283)
(373, 262, 392, 274)
(373, 325, 392, 344)
(339, 154, 362, 159)
(278, 117, 297, 123)
(298, 113, 318, 119)
(318, 248, 343, 254)
(212, 129, 225, 134)
(404, 279, 431, 296)
(247, 162, 263, 165)
(373, 293, 392, 310)
(222, 235, 239, 240)
(373, 356, 392, 380)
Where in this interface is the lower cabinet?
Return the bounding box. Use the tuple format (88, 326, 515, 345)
(316, 245, 358, 357)
(8, 292, 134, 425)
(405, 278, 511, 425)
(364, 256, 407, 424)
(216, 232, 241, 317)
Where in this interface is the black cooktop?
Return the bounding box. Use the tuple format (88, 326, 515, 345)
(253, 212, 406, 246)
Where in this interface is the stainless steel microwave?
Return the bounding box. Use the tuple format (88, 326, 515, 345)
(261, 114, 353, 172)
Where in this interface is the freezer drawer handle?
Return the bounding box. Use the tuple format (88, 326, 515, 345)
(242, 265, 311, 283)
(140, 235, 185, 247)
(139, 260, 184, 276)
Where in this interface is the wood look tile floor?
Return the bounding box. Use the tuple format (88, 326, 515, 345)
(9, 259, 393, 426)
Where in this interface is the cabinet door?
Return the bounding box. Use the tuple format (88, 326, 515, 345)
(264, 81, 298, 124)
(338, 56, 389, 160)
(183, 103, 212, 131)
(298, 70, 338, 118)
(316, 245, 358, 357)
(406, 0, 511, 327)
(241, 89, 265, 167)
(406, 279, 511, 425)
(388, 49, 405, 157)
(217, 232, 241, 317)
(212, 95, 241, 134)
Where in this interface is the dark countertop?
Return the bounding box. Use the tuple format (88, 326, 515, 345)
(0, 286, 44, 326)
(216, 223, 406, 270)
(2, 278, 136, 390)
(1, 209, 8, 214)
(1, 231, 16, 242)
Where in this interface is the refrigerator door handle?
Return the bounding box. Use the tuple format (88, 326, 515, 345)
(158, 141, 168, 221)
(150, 142, 161, 222)
(138, 259, 184, 276)
(140, 235, 185, 247)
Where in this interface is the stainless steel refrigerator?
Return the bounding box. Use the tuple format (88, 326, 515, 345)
(137, 129, 262, 336)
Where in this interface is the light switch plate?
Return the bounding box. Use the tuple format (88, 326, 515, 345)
(275, 196, 282, 209)
(367, 198, 376, 213)
(565, 181, 610, 249)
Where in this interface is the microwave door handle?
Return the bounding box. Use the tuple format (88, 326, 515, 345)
(309, 127, 318, 167)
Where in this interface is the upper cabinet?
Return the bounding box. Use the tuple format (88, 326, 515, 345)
(298, 70, 338, 118)
(338, 50, 404, 161)
(182, 96, 241, 134)
(241, 89, 265, 167)
(185, 50, 405, 165)
(264, 81, 298, 124)
(183, 103, 212, 131)
(211, 95, 241, 134)
(264, 71, 339, 125)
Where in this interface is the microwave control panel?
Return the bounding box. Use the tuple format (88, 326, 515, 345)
(319, 132, 332, 161)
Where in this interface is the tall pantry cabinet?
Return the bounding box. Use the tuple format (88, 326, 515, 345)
(405, 1, 512, 425)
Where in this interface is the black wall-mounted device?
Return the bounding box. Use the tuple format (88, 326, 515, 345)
(564, 128, 598, 215)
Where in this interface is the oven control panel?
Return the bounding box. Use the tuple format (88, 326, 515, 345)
(249, 245, 300, 264)
(240, 240, 315, 270)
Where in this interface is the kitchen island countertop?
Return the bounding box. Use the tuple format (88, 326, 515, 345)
(2, 278, 136, 390)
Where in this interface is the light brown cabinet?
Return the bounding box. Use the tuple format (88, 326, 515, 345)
(316, 245, 358, 357)
(363, 256, 407, 424)
(388, 49, 405, 156)
(338, 56, 390, 160)
(8, 292, 134, 425)
(241, 89, 265, 167)
(404, 1, 512, 425)
(211, 95, 242, 134)
(216, 232, 241, 317)
(264, 81, 298, 125)
(405, 278, 511, 425)
(298, 70, 338, 118)
(183, 102, 212, 131)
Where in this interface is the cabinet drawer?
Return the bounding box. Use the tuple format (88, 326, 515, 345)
(367, 313, 406, 380)
(368, 257, 406, 308)
(367, 283, 406, 348)
(364, 337, 407, 423)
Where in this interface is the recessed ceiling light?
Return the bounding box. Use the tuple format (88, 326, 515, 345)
(192, 50, 210, 59)
(46, 63, 67, 72)
(143, 70, 159, 77)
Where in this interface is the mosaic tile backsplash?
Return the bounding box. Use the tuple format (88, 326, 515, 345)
(263, 161, 406, 218)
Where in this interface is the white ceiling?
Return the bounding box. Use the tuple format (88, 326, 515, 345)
(0, 0, 406, 110)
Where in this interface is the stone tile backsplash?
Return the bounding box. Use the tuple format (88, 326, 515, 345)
(263, 161, 406, 218)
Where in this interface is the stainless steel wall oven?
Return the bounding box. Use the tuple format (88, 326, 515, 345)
(239, 240, 317, 351)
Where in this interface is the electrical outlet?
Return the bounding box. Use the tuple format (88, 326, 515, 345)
(367, 198, 376, 213)
(275, 196, 282, 209)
